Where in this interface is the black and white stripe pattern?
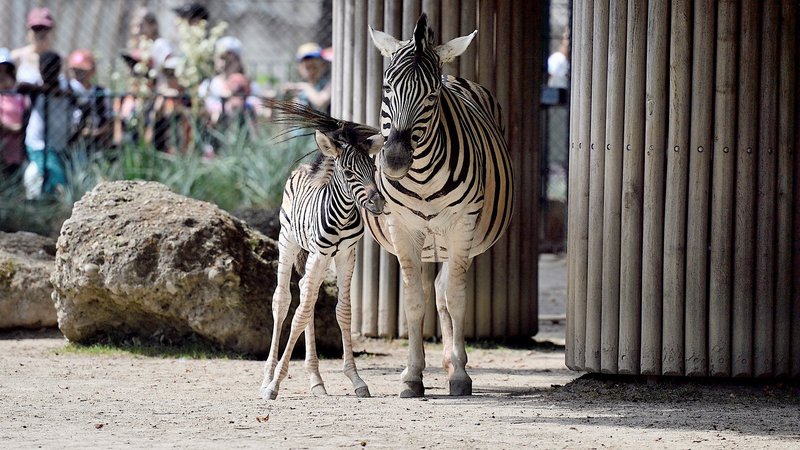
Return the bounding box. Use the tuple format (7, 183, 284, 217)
(260, 101, 383, 400)
(369, 14, 514, 397)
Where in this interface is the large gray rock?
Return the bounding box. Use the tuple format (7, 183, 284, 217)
(0, 232, 58, 329)
(51, 180, 341, 357)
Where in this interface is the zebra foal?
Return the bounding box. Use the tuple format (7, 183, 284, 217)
(368, 14, 514, 397)
(260, 101, 384, 400)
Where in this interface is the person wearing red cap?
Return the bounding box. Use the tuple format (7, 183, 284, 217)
(11, 7, 56, 84)
(68, 50, 113, 151)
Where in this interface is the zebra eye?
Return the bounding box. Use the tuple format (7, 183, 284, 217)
(426, 93, 437, 102)
(342, 168, 355, 177)
(383, 86, 392, 94)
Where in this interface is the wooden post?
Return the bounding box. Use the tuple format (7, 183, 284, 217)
(732, 0, 760, 378)
(793, 5, 800, 379)
(565, 0, 583, 369)
(618, 0, 646, 375)
(754, 0, 779, 378)
(585, 0, 610, 373)
(773, 0, 796, 377)
(708, 0, 737, 378)
(332, 0, 346, 116)
(640, 0, 669, 376)
(600, 0, 627, 374)
(491, 0, 511, 338)
(507, 0, 524, 337)
(662, 0, 692, 378)
(572, 0, 594, 370)
(684, 0, 715, 377)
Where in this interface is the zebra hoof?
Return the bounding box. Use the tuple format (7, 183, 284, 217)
(449, 378, 472, 396)
(260, 387, 278, 400)
(355, 386, 371, 398)
(311, 383, 328, 396)
(399, 381, 425, 398)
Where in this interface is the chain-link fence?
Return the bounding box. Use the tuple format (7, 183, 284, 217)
(0, 0, 333, 211)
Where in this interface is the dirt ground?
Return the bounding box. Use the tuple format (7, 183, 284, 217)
(1, 255, 799, 449)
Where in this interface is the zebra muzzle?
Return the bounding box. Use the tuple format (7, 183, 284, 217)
(381, 128, 414, 179)
(364, 190, 386, 215)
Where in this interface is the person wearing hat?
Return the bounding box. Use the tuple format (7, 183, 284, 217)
(173, 2, 210, 26)
(0, 48, 27, 178)
(11, 7, 56, 84)
(283, 42, 331, 113)
(68, 49, 113, 151)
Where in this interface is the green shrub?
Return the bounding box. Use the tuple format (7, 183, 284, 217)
(0, 122, 313, 236)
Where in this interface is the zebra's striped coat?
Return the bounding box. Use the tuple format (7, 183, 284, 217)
(260, 101, 384, 400)
(369, 14, 514, 397)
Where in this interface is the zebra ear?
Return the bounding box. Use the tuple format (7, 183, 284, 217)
(369, 26, 405, 57)
(315, 130, 339, 158)
(435, 30, 477, 63)
(366, 134, 384, 156)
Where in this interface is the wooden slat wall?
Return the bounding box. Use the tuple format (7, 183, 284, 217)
(568, 0, 799, 378)
(334, 0, 543, 340)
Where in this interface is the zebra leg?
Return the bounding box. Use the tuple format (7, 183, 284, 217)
(334, 249, 370, 397)
(434, 263, 455, 376)
(261, 252, 329, 400)
(396, 252, 426, 397)
(445, 256, 473, 396)
(304, 315, 328, 395)
(260, 238, 298, 396)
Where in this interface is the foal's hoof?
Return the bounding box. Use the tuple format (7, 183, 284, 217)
(449, 378, 472, 396)
(355, 386, 371, 398)
(399, 381, 425, 398)
(260, 387, 278, 400)
(311, 383, 328, 396)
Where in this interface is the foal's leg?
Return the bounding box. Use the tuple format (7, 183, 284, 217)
(262, 253, 330, 400)
(304, 314, 327, 395)
(334, 248, 370, 397)
(260, 237, 298, 395)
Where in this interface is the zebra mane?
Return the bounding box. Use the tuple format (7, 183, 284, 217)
(265, 99, 379, 184)
(413, 13, 435, 59)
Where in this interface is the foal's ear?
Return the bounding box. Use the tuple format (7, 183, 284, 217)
(366, 134, 384, 156)
(435, 30, 477, 63)
(315, 130, 339, 157)
(369, 26, 406, 57)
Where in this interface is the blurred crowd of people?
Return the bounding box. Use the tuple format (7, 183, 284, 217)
(0, 3, 332, 199)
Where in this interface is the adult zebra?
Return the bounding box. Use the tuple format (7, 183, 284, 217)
(368, 14, 514, 397)
(260, 100, 384, 400)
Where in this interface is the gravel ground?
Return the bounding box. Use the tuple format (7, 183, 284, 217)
(2, 254, 798, 449)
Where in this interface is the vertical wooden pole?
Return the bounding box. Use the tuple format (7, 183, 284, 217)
(793, 6, 800, 379)
(684, 0, 715, 377)
(732, 0, 760, 378)
(491, 0, 511, 339)
(600, 0, 626, 374)
(708, 0, 737, 378)
(573, 0, 594, 370)
(381, 0, 403, 338)
(585, 0, 610, 373)
(459, 0, 478, 79)
(441, 0, 460, 74)
(640, 0, 669, 376)
(754, 0, 779, 378)
(618, 0, 647, 375)
(773, 0, 796, 377)
(332, 0, 346, 116)
(662, 0, 692, 377)
(565, 0, 583, 369)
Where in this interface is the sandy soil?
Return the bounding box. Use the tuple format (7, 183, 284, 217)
(2, 255, 798, 449)
(1, 326, 798, 450)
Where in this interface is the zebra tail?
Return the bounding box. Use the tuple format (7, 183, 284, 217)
(294, 249, 309, 276)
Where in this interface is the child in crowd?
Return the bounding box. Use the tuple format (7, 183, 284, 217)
(68, 49, 113, 152)
(0, 48, 26, 178)
(23, 51, 75, 199)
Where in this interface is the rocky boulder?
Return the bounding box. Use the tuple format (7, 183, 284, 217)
(51, 180, 341, 357)
(0, 231, 58, 329)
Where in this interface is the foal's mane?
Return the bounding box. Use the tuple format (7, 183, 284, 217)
(265, 99, 379, 183)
